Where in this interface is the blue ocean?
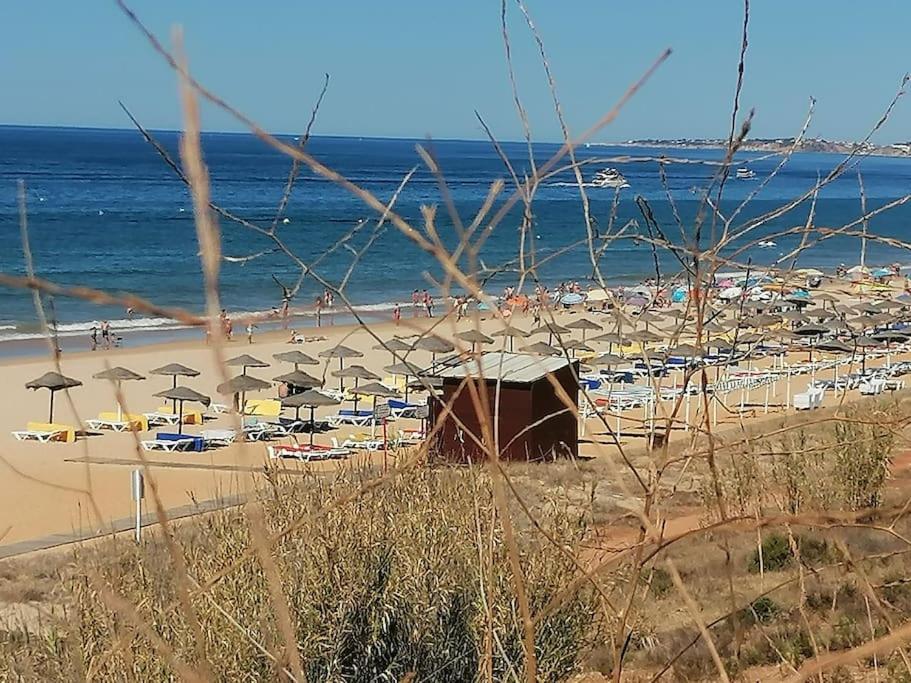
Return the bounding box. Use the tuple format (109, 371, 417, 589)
(2, 125, 911, 343)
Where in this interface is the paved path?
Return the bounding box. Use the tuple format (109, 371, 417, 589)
(0, 492, 247, 559)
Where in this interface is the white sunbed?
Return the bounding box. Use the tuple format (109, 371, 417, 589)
(143, 412, 183, 427)
(326, 411, 376, 428)
(141, 437, 195, 452)
(11, 428, 67, 443)
(85, 417, 134, 432)
(792, 386, 825, 410)
(859, 378, 887, 396)
(201, 429, 236, 447)
(332, 436, 385, 451)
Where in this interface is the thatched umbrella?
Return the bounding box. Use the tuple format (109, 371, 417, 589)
(792, 323, 829, 364)
(743, 313, 782, 328)
(217, 374, 270, 411)
(531, 322, 570, 345)
(563, 339, 593, 357)
(566, 318, 602, 341)
(351, 382, 401, 437)
(332, 365, 380, 412)
(803, 308, 835, 322)
(852, 335, 884, 373)
(872, 330, 910, 366)
(226, 354, 269, 375)
(816, 339, 854, 387)
(635, 311, 663, 331)
(272, 350, 318, 369)
(412, 336, 454, 366)
(456, 329, 494, 353)
(93, 366, 145, 420)
(385, 361, 422, 402)
(318, 345, 364, 388)
(26, 372, 82, 423)
(491, 326, 529, 352)
(627, 329, 664, 345)
(150, 363, 200, 412)
(281, 390, 340, 446)
(153, 386, 210, 434)
(373, 338, 413, 363)
(522, 341, 562, 356)
(273, 370, 321, 389)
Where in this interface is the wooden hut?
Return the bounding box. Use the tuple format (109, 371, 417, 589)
(428, 352, 578, 462)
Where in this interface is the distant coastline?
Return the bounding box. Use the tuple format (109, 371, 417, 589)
(597, 137, 911, 158)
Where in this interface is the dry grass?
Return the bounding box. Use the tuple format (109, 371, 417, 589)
(2, 0, 911, 680)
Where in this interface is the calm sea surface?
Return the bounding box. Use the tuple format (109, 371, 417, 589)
(2, 125, 911, 342)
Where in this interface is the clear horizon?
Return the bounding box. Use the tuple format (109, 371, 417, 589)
(2, 1, 909, 143)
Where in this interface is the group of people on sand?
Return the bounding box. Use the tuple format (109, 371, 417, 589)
(411, 289, 435, 317)
(89, 321, 115, 351)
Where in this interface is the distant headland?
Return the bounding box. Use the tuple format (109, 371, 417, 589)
(595, 137, 911, 157)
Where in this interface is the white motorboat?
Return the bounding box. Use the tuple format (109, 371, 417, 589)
(736, 167, 756, 180)
(591, 168, 630, 189)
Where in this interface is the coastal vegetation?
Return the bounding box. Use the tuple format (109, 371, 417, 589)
(2, 0, 911, 681)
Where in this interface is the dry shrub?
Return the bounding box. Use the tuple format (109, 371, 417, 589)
(705, 403, 897, 518)
(0, 465, 605, 681)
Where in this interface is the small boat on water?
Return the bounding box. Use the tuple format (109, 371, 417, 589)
(591, 168, 630, 189)
(758, 240, 776, 248)
(736, 167, 756, 180)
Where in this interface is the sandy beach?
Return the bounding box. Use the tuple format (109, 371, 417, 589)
(0, 282, 907, 551)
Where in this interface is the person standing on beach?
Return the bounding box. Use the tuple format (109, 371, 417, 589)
(393, 303, 401, 326)
(315, 296, 323, 327)
(411, 289, 420, 316)
(424, 291, 434, 318)
(246, 321, 257, 344)
(100, 320, 111, 350)
(90, 323, 98, 351)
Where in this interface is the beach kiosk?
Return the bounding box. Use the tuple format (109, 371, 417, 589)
(428, 352, 578, 462)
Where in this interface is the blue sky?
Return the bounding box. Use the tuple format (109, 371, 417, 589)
(1, 1, 909, 142)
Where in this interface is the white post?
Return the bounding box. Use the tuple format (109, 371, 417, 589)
(131, 469, 144, 543)
(764, 381, 769, 414)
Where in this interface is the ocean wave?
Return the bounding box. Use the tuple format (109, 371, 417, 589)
(0, 301, 408, 343)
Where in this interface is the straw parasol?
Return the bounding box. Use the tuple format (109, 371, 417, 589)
(25, 372, 82, 423)
(521, 341, 562, 356)
(531, 322, 570, 345)
(150, 363, 200, 411)
(373, 338, 414, 362)
(217, 374, 270, 410)
(851, 335, 884, 372)
(666, 343, 701, 358)
(412, 336, 455, 366)
(272, 350, 318, 369)
(456, 329, 494, 353)
(318, 345, 364, 387)
(93, 366, 145, 420)
(281, 390, 340, 445)
(635, 311, 663, 330)
(490, 326, 529, 352)
(273, 369, 321, 389)
(562, 339, 593, 356)
(587, 353, 624, 366)
(351, 382, 401, 437)
(803, 308, 835, 321)
(226, 354, 269, 375)
(565, 318, 602, 341)
(385, 361, 423, 402)
(627, 329, 664, 344)
(332, 365, 380, 411)
(153, 386, 210, 434)
(744, 313, 782, 328)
